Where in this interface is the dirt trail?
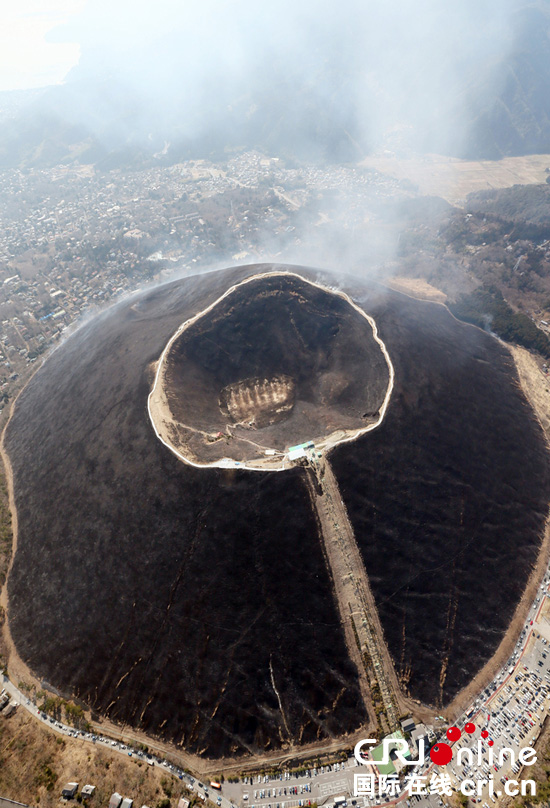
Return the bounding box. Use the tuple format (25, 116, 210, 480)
(305, 457, 402, 733)
(0, 405, 44, 690)
(510, 345, 550, 438)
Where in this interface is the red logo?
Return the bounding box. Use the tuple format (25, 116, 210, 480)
(429, 724, 489, 765)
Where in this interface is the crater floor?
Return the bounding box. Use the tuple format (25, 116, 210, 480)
(148, 272, 392, 469)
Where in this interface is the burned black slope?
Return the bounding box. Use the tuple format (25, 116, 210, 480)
(331, 290, 550, 706)
(4, 263, 550, 757)
(4, 265, 366, 758)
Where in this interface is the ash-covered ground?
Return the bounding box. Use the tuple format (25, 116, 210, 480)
(160, 273, 389, 463)
(4, 263, 550, 758)
(5, 265, 366, 758)
(331, 290, 550, 706)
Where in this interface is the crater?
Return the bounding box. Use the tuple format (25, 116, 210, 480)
(148, 272, 392, 468)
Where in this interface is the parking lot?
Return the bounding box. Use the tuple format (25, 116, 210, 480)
(445, 597, 550, 804)
(223, 760, 361, 808)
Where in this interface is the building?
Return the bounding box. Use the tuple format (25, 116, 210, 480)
(411, 724, 431, 756)
(81, 785, 96, 799)
(61, 783, 79, 799)
(2, 701, 17, 717)
(370, 731, 412, 776)
(401, 718, 415, 735)
(109, 794, 123, 808)
(287, 441, 315, 461)
(178, 799, 190, 808)
(121, 799, 134, 808)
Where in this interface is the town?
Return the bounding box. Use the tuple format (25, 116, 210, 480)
(0, 152, 404, 411)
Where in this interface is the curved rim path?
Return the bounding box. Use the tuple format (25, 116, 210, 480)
(147, 270, 395, 472)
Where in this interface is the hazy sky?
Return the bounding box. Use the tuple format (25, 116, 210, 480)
(0, 0, 83, 92)
(0, 0, 523, 160)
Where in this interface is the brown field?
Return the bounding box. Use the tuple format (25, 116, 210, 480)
(360, 153, 550, 205)
(386, 277, 448, 303)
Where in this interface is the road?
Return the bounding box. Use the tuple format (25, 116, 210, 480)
(305, 457, 401, 733)
(0, 674, 202, 794)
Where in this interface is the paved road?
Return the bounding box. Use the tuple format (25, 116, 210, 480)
(0, 675, 201, 792)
